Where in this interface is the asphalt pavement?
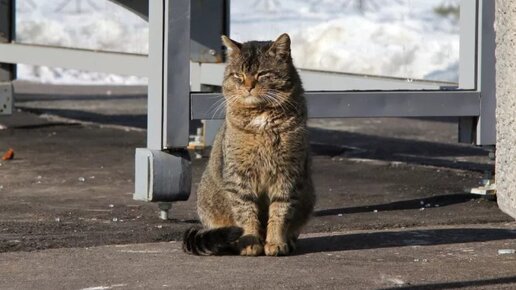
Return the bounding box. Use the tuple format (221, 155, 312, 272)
(0, 82, 514, 289)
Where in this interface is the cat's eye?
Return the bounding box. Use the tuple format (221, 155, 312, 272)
(232, 73, 243, 82)
(256, 71, 272, 80)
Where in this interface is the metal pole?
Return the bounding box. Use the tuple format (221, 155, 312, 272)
(458, 0, 478, 144)
(475, 0, 496, 146)
(0, 0, 16, 82)
(147, 0, 191, 150)
(134, 1, 192, 207)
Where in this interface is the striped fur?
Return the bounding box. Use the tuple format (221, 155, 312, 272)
(185, 34, 315, 257)
(182, 227, 243, 255)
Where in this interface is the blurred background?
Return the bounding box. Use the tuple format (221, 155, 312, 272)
(15, 0, 460, 85)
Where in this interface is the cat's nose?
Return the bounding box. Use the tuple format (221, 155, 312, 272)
(244, 77, 256, 92)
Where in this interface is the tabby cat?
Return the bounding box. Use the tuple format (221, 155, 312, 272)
(183, 33, 315, 256)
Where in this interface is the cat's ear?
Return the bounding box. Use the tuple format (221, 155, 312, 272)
(268, 33, 291, 59)
(221, 35, 242, 58)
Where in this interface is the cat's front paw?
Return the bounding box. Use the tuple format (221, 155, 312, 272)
(238, 235, 264, 256)
(264, 241, 290, 256)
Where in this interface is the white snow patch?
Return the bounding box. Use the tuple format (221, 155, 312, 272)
(16, 0, 460, 84)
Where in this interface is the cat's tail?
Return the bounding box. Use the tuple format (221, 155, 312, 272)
(182, 226, 243, 255)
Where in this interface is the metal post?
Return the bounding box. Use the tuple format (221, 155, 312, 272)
(134, 0, 192, 204)
(0, 0, 15, 116)
(475, 0, 496, 146)
(146, 0, 191, 149)
(0, 0, 15, 82)
(458, 0, 478, 144)
(459, 0, 478, 90)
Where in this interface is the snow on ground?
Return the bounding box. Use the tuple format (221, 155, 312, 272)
(15, 0, 460, 84)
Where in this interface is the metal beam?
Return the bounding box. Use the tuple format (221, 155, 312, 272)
(192, 63, 456, 92)
(0, 43, 148, 77)
(191, 91, 481, 120)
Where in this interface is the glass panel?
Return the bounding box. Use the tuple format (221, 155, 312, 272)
(16, 0, 148, 53)
(230, 0, 461, 90)
(15, 0, 148, 84)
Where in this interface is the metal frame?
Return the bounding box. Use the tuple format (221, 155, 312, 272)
(190, 0, 495, 144)
(0, 1, 497, 205)
(0, 0, 15, 115)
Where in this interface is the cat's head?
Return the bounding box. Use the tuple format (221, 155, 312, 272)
(221, 33, 300, 109)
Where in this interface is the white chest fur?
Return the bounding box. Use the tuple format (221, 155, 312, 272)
(249, 114, 269, 129)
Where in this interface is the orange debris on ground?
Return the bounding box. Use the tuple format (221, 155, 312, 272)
(2, 148, 14, 160)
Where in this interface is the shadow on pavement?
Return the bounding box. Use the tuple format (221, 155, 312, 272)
(296, 228, 516, 255)
(20, 107, 147, 129)
(314, 193, 481, 216)
(379, 276, 516, 290)
(309, 127, 491, 172)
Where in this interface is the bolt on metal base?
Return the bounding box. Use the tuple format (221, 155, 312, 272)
(158, 202, 172, 220)
(469, 147, 496, 200)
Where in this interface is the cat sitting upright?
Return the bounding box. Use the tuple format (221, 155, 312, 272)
(183, 33, 315, 256)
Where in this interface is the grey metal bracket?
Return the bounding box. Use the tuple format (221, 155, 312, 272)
(0, 82, 13, 115)
(134, 148, 191, 202)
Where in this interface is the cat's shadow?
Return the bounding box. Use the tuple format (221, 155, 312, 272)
(294, 228, 516, 255)
(313, 193, 481, 216)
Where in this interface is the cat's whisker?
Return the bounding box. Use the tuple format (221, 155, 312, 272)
(265, 93, 289, 116)
(266, 91, 295, 114)
(207, 95, 227, 113)
(209, 97, 228, 119)
(268, 90, 299, 113)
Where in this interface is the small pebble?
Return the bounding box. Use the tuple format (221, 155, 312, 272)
(55, 217, 61, 222)
(373, 210, 378, 213)
(435, 204, 440, 207)
(109, 204, 114, 208)
(78, 177, 86, 182)
(498, 249, 516, 255)
(419, 207, 425, 211)
(89, 176, 95, 179)
(425, 203, 431, 208)
(157, 225, 163, 229)
(337, 213, 343, 217)
(419, 201, 425, 205)
(112, 217, 118, 222)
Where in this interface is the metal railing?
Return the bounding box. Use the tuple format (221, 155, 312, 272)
(0, 0, 496, 206)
